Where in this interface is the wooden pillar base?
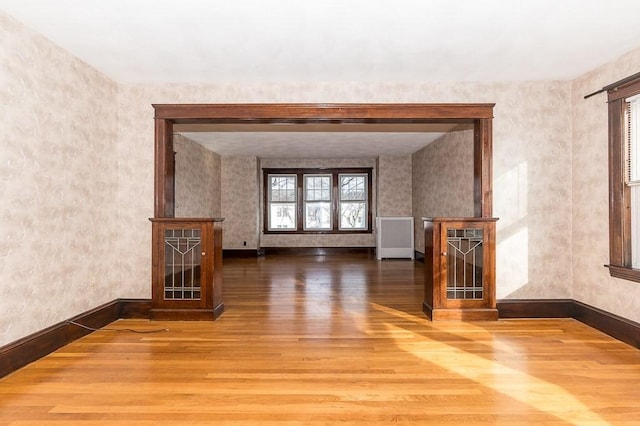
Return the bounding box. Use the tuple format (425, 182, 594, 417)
(151, 303, 224, 321)
(424, 303, 498, 321)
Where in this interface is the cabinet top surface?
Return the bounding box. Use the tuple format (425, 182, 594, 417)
(422, 217, 499, 223)
(149, 217, 225, 223)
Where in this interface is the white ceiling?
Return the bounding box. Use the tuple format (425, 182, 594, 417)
(2, 0, 640, 84)
(175, 123, 458, 158)
(3, 0, 640, 157)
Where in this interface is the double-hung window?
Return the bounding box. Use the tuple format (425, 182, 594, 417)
(264, 168, 372, 234)
(339, 174, 368, 230)
(267, 174, 297, 230)
(606, 73, 640, 282)
(304, 175, 332, 230)
(627, 93, 640, 268)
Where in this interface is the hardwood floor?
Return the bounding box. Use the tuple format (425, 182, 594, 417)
(1, 254, 639, 425)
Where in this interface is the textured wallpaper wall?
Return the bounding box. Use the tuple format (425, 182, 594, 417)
(6, 8, 640, 345)
(571, 47, 640, 323)
(411, 127, 475, 253)
(377, 155, 412, 217)
(174, 134, 221, 218)
(0, 12, 119, 346)
(115, 78, 573, 302)
(221, 156, 259, 249)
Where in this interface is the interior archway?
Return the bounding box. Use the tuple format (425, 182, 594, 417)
(152, 103, 495, 219)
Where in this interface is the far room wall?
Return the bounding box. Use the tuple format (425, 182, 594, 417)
(218, 154, 415, 250)
(376, 155, 413, 218)
(221, 156, 260, 249)
(176, 150, 416, 250)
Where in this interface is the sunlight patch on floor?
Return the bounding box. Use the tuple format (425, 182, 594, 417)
(367, 303, 606, 425)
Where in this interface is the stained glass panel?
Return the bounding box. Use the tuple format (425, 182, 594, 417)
(163, 228, 202, 300)
(446, 228, 484, 300)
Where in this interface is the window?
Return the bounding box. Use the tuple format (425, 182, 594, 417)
(339, 174, 368, 230)
(264, 168, 372, 233)
(629, 94, 640, 269)
(304, 175, 332, 230)
(267, 175, 297, 230)
(606, 73, 640, 282)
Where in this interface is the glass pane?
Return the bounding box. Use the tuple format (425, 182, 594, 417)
(628, 96, 640, 182)
(269, 203, 296, 229)
(305, 202, 331, 229)
(632, 186, 640, 268)
(340, 175, 366, 200)
(163, 228, 202, 301)
(305, 176, 331, 201)
(340, 202, 366, 229)
(270, 176, 296, 202)
(446, 227, 484, 300)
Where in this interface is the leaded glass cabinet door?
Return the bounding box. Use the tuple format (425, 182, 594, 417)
(445, 226, 486, 302)
(150, 218, 224, 320)
(423, 218, 498, 321)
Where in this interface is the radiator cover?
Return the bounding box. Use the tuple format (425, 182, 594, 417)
(376, 217, 414, 260)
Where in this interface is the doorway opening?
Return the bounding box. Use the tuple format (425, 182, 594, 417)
(152, 103, 495, 220)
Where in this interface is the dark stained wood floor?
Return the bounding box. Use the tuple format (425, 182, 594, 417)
(1, 254, 639, 425)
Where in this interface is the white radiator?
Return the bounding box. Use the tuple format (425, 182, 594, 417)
(376, 217, 414, 260)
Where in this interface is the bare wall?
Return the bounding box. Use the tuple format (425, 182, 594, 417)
(377, 155, 412, 217)
(174, 134, 221, 218)
(0, 12, 119, 346)
(221, 156, 259, 249)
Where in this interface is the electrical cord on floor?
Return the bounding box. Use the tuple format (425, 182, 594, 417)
(67, 320, 169, 333)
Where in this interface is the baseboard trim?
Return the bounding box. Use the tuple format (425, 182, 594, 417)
(0, 298, 151, 379)
(263, 246, 375, 256)
(497, 299, 574, 318)
(223, 249, 263, 258)
(119, 298, 152, 318)
(572, 300, 640, 349)
(497, 298, 640, 349)
(0, 300, 119, 378)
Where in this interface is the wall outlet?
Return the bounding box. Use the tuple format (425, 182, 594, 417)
(243, 241, 247, 246)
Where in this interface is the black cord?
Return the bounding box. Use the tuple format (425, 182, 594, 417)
(67, 320, 169, 333)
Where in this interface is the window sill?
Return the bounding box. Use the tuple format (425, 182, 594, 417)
(606, 264, 640, 283)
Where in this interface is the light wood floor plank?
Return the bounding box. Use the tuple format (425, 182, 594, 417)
(1, 255, 639, 425)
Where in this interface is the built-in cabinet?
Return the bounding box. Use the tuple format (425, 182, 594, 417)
(423, 217, 498, 321)
(150, 218, 224, 320)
